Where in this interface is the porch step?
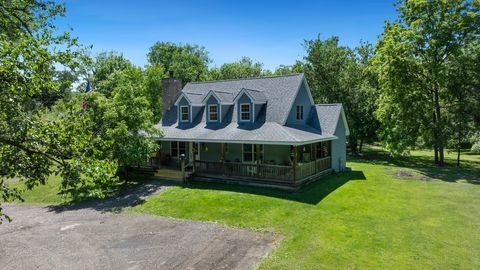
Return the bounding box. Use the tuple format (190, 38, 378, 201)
(153, 168, 193, 181)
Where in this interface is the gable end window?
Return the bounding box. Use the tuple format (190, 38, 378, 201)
(240, 103, 251, 121)
(296, 105, 304, 120)
(208, 105, 218, 121)
(180, 105, 189, 122)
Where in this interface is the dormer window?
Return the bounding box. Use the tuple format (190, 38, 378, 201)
(296, 105, 304, 120)
(240, 103, 251, 121)
(208, 104, 218, 121)
(180, 105, 189, 122)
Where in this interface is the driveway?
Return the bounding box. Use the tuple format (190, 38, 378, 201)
(0, 182, 276, 270)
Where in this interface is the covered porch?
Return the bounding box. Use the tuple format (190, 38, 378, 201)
(156, 140, 333, 187)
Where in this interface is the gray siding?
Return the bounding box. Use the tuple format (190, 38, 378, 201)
(199, 142, 222, 161)
(331, 115, 347, 171)
(286, 81, 313, 125)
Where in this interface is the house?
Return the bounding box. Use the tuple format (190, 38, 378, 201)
(154, 73, 349, 189)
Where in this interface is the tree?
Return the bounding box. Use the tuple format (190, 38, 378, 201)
(274, 61, 306, 75)
(147, 42, 210, 83)
(303, 36, 379, 154)
(145, 64, 166, 123)
(0, 0, 114, 223)
(373, 0, 480, 166)
(209, 57, 266, 80)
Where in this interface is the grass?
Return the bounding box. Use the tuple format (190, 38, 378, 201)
(7, 174, 70, 204)
(5, 172, 149, 205)
(132, 147, 480, 269)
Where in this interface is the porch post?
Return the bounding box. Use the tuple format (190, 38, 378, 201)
(221, 143, 226, 175)
(255, 144, 260, 177)
(293, 145, 297, 182)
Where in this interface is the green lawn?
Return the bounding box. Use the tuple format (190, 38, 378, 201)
(7, 174, 70, 204)
(133, 147, 480, 269)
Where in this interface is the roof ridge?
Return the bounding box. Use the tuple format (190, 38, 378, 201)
(315, 103, 342, 106)
(242, 88, 263, 92)
(187, 73, 304, 85)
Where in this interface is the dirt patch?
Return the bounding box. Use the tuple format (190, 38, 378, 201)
(0, 205, 276, 270)
(384, 168, 432, 181)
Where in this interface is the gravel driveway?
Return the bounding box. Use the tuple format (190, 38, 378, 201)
(0, 182, 276, 270)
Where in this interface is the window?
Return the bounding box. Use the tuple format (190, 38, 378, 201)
(296, 105, 304, 120)
(171, 141, 178, 157)
(240, 103, 251, 121)
(316, 141, 331, 158)
(171, 141, 187, 157)
(242, 144, 263, 163)
(180, 106, 189, 122)
(208, 104, 218, 121)
(179, 141, 186, 156)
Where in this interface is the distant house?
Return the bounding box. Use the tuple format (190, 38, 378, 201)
(154, 73, 349, 189)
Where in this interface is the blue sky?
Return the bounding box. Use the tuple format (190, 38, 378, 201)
(58, 0, 398, 71)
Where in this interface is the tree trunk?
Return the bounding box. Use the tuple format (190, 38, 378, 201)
(359, 138, 364, 153)
(349, 136, 358, 155)
(434, 88, 444, 167)
(433, 111, 439, 165)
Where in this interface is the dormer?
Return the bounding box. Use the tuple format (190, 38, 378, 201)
(233, 88, 267, 124)
(174, 92, 203, 124)
(202, 90, 234, 124)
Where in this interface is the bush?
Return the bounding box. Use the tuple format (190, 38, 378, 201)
(471, 142, 480, 154)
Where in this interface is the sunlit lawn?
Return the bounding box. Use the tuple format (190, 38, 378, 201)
(132, 147, 480, 269)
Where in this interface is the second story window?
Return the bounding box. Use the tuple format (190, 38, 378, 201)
(240, 103, 251, 121)
(180, 105, 189, 122)
(208, 105, 218, 121)
(296, 105, 304, 120)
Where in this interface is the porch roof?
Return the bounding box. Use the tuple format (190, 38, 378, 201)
(156, 121, 336, 145)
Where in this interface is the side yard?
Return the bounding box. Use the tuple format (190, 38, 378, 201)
(132, 147, 480, 269)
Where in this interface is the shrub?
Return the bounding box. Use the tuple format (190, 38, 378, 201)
(471, 142, 480, 154)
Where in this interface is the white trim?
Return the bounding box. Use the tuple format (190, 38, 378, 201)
(239, 103, 251, 122)
(219, 105, 222, 123)
(340, 107, 350, 136)
(180, 105, 190, 122)
(155, 136, 338, 146)
(174, 93, 191, 106)
(207, 104, 219, 122)
(253, 104, 255, 122)
(283, 76, 315, 125)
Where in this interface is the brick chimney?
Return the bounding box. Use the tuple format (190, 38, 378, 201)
(162, 71, 182, 114)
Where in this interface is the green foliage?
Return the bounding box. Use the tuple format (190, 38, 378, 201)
(145, 64, 166, 123)
(0, 0, 109, 222)
(209, 56, 266, 80)
(472, 142, 480, 154)
(303, 36, 379, 153)
(274, 61, 306, 75)
(372, 0, 480, 164)
(147, 41, 210, 83)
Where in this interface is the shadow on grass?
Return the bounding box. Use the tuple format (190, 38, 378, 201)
(46, 180, 176, 213)
(181, 170, 366, 205)
(351, 147, 480, 184)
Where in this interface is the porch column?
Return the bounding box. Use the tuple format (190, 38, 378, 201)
(255, 144, 260, 177)
(293, 145, 297, 182)
(221, 143, 226, 175)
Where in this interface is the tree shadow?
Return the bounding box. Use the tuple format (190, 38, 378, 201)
(46, 180, 177, 213)
(351, 147, 480, 184)
(180, 170, 366, 205)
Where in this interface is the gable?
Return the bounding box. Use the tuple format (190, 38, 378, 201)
(285, 79, 314, 125)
